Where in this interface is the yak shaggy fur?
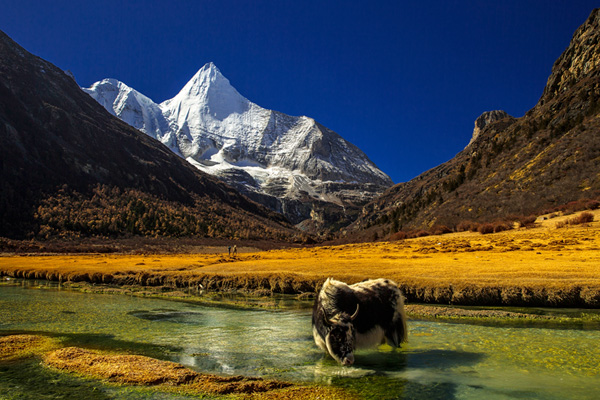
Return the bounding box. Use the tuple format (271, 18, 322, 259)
(312, 278, 408, 365)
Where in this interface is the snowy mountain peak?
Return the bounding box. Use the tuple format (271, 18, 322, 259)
(198, 61, 225, 83)
(83, 78, 172, 146)
(179, 62, 231, 96)
(83, 78, 133, 116)
(164, 62, 250, 119)
(84, 63, 393, 229)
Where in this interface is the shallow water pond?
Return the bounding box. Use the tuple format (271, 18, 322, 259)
(1, 280, 599, 399)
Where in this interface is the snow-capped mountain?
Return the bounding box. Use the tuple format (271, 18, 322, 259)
(83, 78, 180, 154)
(83, 63, 393, 229)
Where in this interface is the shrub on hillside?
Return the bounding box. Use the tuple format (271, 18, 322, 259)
(469, 223, 482, 233)
(565, 199, 600, 213)
(456, 221, 476, 232)
(492, 221, 512, 233)
(430, 225, 452, 235)
(544, 197, 600, 215)
(390, 229, 432, 240)
(413, 230, 431, 238)
(556, 211, 594, 228)
(517, 215, 537, 228)
(390, 231, 408, 241)
(571, 212, 594, 225)
(565, 201, 584, 215)
(554, 220, 567, 229)
(585, 200, 600, 210)
(477, 223, 495, 234)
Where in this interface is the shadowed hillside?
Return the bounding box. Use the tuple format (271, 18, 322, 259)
(352, 9, 600, 238)
(0, 30, 300, 241)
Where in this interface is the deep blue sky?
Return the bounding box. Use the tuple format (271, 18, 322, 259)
(1, 1, 597, 183)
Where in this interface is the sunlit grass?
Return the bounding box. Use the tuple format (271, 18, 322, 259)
(1, 210, 599, 306)
(0, 334, 61, 361)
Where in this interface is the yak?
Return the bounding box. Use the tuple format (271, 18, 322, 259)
(312, 278, 407, 365)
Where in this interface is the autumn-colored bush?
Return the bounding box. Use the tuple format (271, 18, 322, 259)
(390, 231, 408, 241)
(570, 212, 594, 225)
(472, 221, 513, 234)
(456, 221, 476, 232)
(470, 224, 482, 233)
(477, 223, 495, 235)
(543, 197, 600, 215)
(430, 225, 452, 235)
(565, 199, 600, 214)
(517, 215, 537, 228)
(390, 229, 432, 240)
(413, 230, 431, 238)
(556, 212, 595, 228)
(492, 221, 512, 233)
(585, 200, 600, 210)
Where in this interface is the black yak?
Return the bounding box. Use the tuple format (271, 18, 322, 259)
(312, 278, 408, 365)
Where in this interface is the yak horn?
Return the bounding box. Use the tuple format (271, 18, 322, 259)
(350, 304, 359, 321)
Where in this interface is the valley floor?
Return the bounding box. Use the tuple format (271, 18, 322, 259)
(1, 210, 599, 308)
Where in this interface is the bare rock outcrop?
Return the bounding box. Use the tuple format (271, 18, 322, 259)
(467, 110, 513, 147)
(540, 8, 600, 104)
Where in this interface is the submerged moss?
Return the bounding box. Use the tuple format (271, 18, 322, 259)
(0, 358, 114, 400)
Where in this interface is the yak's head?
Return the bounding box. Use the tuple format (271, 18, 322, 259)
(324, 305, 359, 366)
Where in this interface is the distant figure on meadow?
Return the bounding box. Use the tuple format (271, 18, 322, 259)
(228, 246, 231, 256)
(233, 245, 237, 256)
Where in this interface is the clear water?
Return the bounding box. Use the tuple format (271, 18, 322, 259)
(1, 280, 600, 399)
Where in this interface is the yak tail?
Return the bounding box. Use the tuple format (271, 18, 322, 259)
(387, 295, 408, 347)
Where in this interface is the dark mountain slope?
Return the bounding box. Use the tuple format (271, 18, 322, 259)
(352, 9, 600, 236)
(0, 30, 297, 240)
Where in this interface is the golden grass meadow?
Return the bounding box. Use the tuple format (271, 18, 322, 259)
(2, 210, 599, 307)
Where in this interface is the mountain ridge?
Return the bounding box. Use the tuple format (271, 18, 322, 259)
(351, 8, 600, 238)
(0, 29, 298, 241)
(84, 63, 392, 232)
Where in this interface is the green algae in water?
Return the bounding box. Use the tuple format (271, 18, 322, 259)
(2, 282, 600, 399)
(0, 358, 216, 400)
(0, 359, 110, 400)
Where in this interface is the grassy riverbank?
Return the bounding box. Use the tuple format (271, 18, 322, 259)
(1, 210, 599, 307)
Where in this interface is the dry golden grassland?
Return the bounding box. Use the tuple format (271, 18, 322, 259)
(1, 210, 599, 307)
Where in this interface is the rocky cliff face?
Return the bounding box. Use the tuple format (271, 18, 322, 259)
(467, 110, 513, 148)
(84, 63, 392, 232)
(351, 8, 600, 238)
(540, 8, 600, 105)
